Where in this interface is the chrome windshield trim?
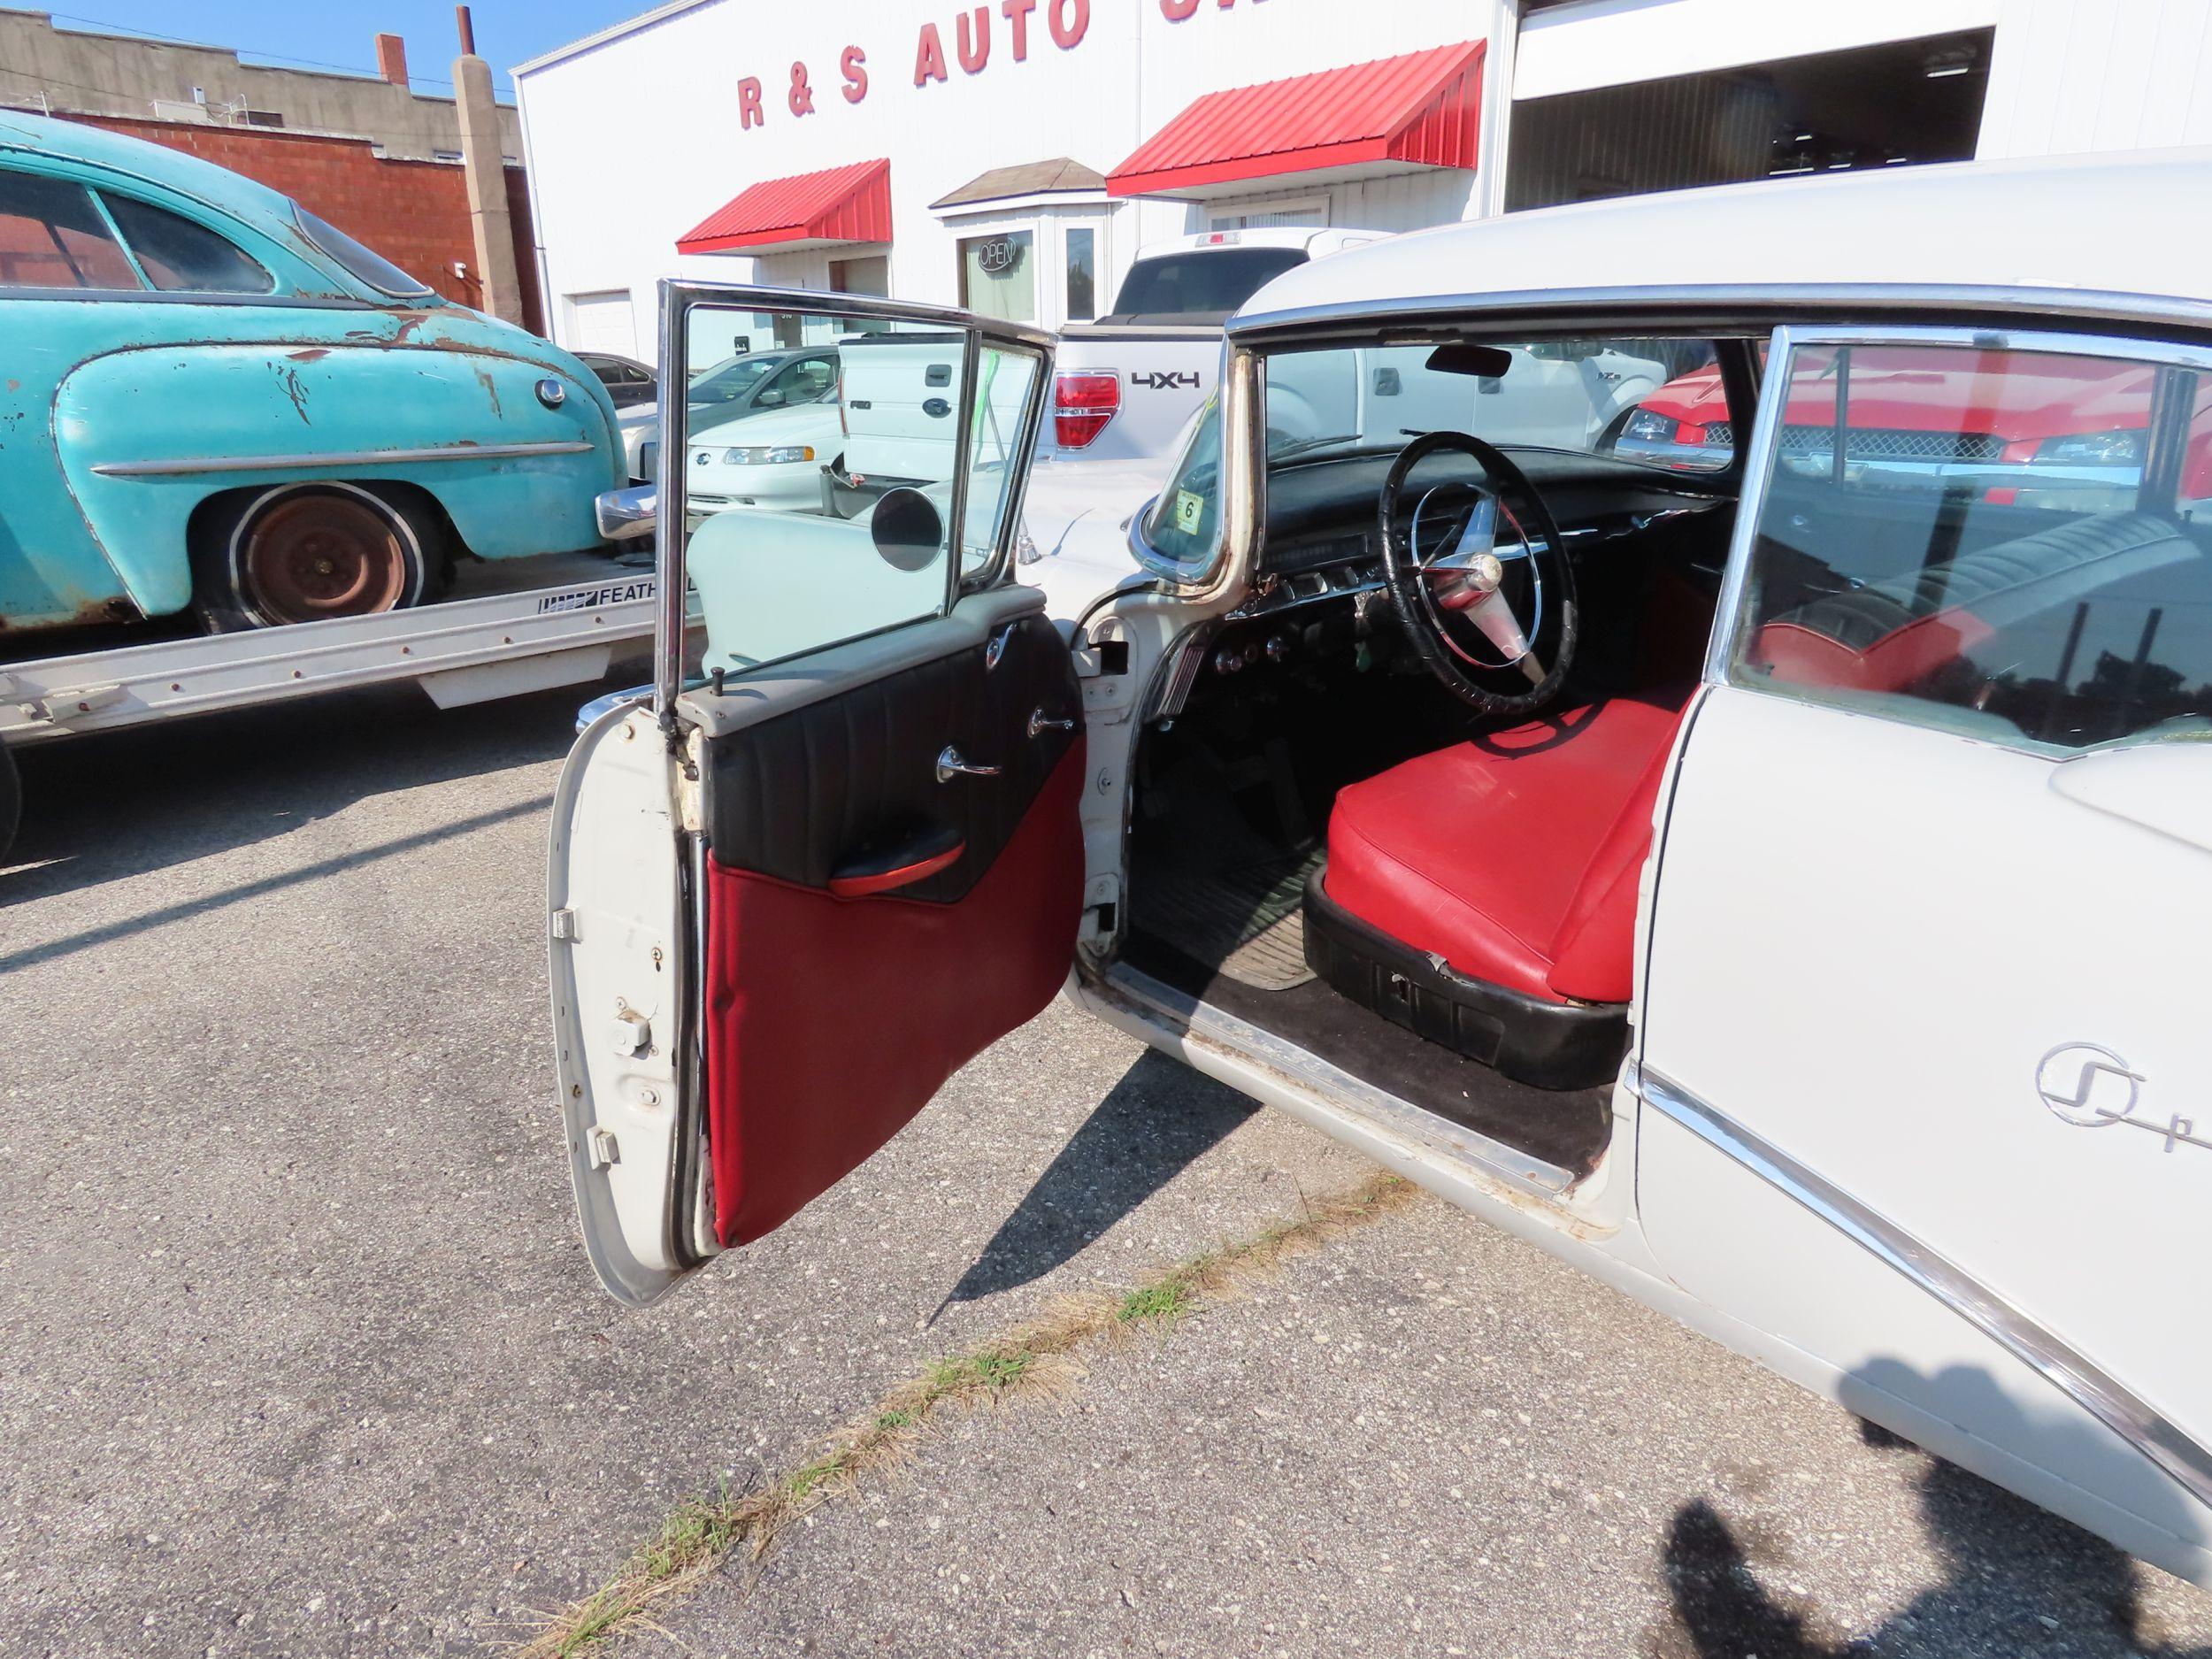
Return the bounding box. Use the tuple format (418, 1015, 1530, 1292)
(1637, 1065, 2212, 1513)
(91, 440, 595, 477)
(1703, 323, 1795, 685)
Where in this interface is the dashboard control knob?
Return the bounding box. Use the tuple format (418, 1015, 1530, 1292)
(1212, 647, 1241, 675)
(1264, 634, 1291, 664)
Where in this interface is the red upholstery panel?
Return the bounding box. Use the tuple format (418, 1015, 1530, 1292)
(1544, 733, 1677, 1002)
(701, 742, 1084, 1248)
(1752, 609, 1993, 694)
(1323, 701, 1682, 1005)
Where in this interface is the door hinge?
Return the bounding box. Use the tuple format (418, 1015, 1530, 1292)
(549, 908, 580, 941)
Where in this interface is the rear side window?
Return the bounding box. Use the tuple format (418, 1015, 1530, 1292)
(1731, 334, 2212, 752)
(1107, 248, 1307, 321)
(102, 195, 272, 294)
(0, 171, 138, 289)
(294, 207, 433, 299)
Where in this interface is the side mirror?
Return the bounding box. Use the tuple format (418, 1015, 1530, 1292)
(870, 487, 943, 572)
(595, 484, 657, 541)
(755, 388, 785, 408)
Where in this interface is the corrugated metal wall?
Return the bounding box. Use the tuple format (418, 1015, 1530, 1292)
(1977, 0, 2212, 157)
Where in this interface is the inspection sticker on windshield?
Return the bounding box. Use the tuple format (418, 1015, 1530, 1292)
(1173, 489, 1205, 534)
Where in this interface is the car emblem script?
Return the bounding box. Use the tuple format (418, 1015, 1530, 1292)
(2036, 1043, 2212, 1156)
(2034, 1042, 2142, 1127)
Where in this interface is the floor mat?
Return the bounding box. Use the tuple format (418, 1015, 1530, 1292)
(1131, 842, 1325, 991)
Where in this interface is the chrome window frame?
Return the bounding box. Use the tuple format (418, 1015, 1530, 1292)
(649, 279, 1056, 720)
(1704, 322, 2212, 747)
(958, 335, 1055, 595)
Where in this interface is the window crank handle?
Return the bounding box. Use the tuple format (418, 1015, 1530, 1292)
(936, 745, 1002, 783)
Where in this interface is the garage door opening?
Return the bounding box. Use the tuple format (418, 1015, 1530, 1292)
(1506, 27, 1993, 211)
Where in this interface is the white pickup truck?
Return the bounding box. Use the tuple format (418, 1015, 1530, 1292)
(1037, 227, 1373, 470)
(1020, 227, 1372, 615)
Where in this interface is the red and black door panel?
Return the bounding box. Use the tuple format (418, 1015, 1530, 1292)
(697, 603, 1084, 1247)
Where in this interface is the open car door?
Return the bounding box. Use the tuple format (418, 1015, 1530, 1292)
(1640, 325, 2212, 1581)
(549, 284, 1076, 1306)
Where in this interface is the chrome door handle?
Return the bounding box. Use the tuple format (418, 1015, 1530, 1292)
(985, 623, 1016, 671)
(1028, 707, 1076, 738)
(936, 745, 1002, 783)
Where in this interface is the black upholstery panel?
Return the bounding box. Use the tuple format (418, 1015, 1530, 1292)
(700, 610, 1079, 903)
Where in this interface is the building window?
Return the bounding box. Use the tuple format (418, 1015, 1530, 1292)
(957, 228, 1035, 324)
(829, 254, 889, 297)
(1506, 28, 1993, 211)
(1064, 226, 1096, 323)
(1209, 195, 1330, 230)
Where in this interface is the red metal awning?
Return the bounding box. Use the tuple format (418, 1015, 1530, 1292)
(1106, 42, 1485, 198)
(676, 158, 892, 255)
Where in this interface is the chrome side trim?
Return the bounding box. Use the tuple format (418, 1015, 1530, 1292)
(1637, 1065, 2212, 1513)
(1102, 961, 1578, 1198)
(91, 440, 595, 477)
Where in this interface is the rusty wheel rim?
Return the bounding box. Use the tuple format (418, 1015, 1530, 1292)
(239, 490, 413, 626)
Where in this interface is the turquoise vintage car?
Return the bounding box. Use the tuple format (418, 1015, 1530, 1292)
(0, 112, 623, 636)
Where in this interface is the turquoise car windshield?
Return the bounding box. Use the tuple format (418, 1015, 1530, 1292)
(295, 207, 434, 299)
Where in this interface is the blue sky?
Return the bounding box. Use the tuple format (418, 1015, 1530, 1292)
(39, 2, 648, 96)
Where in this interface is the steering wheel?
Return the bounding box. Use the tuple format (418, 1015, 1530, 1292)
(1378, 431, 1578, 718)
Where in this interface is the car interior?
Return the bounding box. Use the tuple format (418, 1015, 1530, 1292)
(1110, 326, 2212, 1185)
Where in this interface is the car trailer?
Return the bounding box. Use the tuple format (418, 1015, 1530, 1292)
(0, 549, 685, 863)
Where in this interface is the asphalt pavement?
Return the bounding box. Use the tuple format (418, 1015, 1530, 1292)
(3, 679, 2208, 1659)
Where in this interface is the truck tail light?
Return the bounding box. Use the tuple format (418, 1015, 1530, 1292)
(837, 371, 848, 437)
(1054, 370, 1119, 449)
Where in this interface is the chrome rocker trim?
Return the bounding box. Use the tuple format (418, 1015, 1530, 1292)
(91, 440, 597, 477)
(1637, 1065, 2212, 1514)
(1102, 961, 1580, 1199)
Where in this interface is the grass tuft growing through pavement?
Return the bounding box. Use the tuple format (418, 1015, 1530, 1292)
(513, 1169, 1418, 1658)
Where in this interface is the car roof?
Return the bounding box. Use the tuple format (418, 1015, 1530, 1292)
(1231, 148, 2212, 335)
(0, 109, 303, 227)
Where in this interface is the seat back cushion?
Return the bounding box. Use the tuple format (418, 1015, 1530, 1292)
(1749, 511, 2193, 694)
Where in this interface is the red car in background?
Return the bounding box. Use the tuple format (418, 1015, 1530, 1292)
(1609, 345, 2212, 508)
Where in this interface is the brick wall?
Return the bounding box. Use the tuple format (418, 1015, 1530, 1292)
(57, 113, 545, 334)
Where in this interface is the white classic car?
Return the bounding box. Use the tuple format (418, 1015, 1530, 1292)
(555, 149, 2212, 1592)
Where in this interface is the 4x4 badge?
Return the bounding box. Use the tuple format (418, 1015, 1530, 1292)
(2037, 1043, 2211, 1154)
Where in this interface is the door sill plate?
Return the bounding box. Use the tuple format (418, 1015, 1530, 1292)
(1094, 961, 1583, 1200)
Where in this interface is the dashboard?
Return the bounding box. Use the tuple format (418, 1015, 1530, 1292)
(1162, 445, 1737, 697)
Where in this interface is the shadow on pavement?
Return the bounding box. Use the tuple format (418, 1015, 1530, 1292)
(933, 1049, 1259, 1319)
(1, 673, 613, 907)
(1660, 1360, 2212, 1657)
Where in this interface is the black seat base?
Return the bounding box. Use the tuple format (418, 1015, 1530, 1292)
(1302, 868, 1629, 1092)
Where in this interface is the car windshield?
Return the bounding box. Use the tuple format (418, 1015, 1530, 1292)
(1255, 337, 1731, 467)
(1141, 337, 1732, 580)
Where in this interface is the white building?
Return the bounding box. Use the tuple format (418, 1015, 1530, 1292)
(517, 0, 2212, 364)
